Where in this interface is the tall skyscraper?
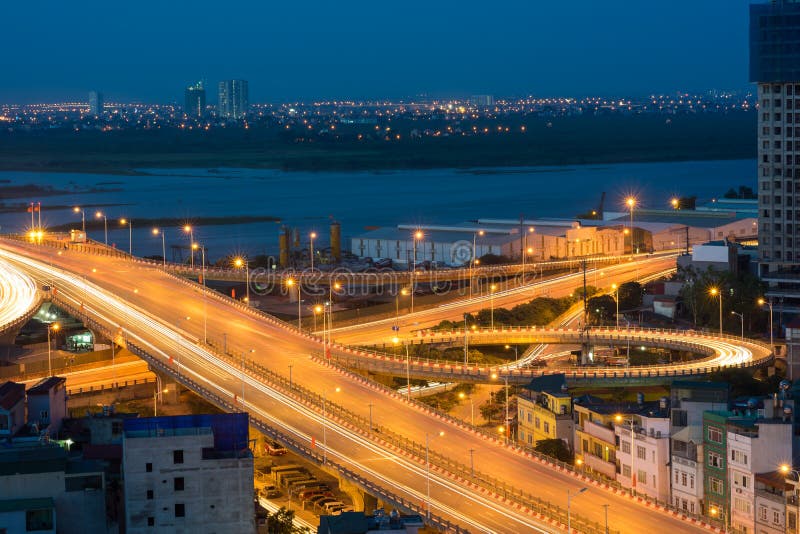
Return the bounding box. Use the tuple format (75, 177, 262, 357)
(184, 81, 206, 118)
(218, 80, 249, 119)
(88, 91, 104, 115)
(751, 0, 800, 309)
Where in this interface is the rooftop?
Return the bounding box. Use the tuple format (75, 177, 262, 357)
(0, 382, 25, 411)
(27, 376, 66, 395)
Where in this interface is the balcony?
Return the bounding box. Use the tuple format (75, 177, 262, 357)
(584, 453, 617, 479)
(583, 420, 615, 444)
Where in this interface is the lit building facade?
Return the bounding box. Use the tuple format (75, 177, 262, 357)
(184, 81, 206, 118)
(218, 80, 249, 119)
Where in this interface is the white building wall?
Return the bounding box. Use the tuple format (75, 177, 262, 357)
(614, 417, 670, 502)
(671, 451, 702, 515)
(123, 430, 254, 534)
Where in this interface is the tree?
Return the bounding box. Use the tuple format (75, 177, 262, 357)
(618, 281, 643, 311)
(263, 507, 310, 534)
(534, 439, 573, 463)
(587, 295, 616, 325)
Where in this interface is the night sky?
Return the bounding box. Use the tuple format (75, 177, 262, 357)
(2, 0, 752, 103)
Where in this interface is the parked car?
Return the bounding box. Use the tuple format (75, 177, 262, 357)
(259, 485, 281, 499)
(267, 440, 288, 456)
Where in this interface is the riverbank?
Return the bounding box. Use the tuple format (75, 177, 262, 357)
(0, 112, 756, 175)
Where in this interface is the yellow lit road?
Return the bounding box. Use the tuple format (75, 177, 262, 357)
(0, 256, 39, 332)
(0, 240, 713, 533)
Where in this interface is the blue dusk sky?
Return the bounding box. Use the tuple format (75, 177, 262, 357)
(1, 0, 753, 103)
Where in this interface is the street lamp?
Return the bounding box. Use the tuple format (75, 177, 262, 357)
(709, 287, 722, 335)
(758, 297, 774, 350)
(119, 218, 132, 256)
(626, 196, 636, 254)
(47, 322, 60, 376)
(567, 487, 588, 533)
(490, 283, 497, 329)
(152, 228, 166, 269)
(395, 287, 409, 330)
(504, 344, 518, 365)
(731, 311, 744, 340)
(522, 227, 534, 282)
(491, 372, 509, 444)
(471, 230, 485, 297)
(425, 430, 445, 518)
(322, 386, 341, 465)
(72, 206, 85, 233)
(393, 336, 411, 401)
(234, 257, 250, 305)
(611, 283, 619, 328)
(309, 232, 317, 271)
(410, 230, 423, 314)
(95, 211, 107, 245)
(192, 243, 207, 343)
(459, 392, 475, 427)
(286, 278, 301, 330)
(183, 225, 194, 268)
(670, 197, 680, 210)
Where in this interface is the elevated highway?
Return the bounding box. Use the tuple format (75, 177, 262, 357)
(0, 238, 723, 533)
(0, 257, 41, 344)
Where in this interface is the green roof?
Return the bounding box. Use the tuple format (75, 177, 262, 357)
(0, 497, 54, 513)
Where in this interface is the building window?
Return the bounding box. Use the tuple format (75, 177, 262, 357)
(708, 451, 722, 468)
(147, 517, 154, 527)
(175, 503, 185, 518)
(707, 426, 722, 443)
(637, 446, 647, 460)
(543, 422, 550, 434)
(773, 510, 781, 525)
(146, 490, 153, 500)
(731, 450, 748, 465)
(146, 462, 153, 472)
(25, 509, 53, 531)
(621, 440, 631, 454)
(709, 477, 723, 495)
(622, 464, 631, 477)
(174, 477, 184, 491)
(681, 472, 687, 486)
(637, 469, 647, 486)
(733, 497, 751, 514)
(173, 450, 184, 464)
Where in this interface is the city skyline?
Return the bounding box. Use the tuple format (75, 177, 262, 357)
(1, 0, 752, 103)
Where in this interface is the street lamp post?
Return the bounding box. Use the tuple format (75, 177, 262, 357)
(286, 279, 301, 330)
(602, 503, 610, 534)
(567, 487, 588, 533)
(611, 283, 620, 328)
(47, 323, 60, 376)
(471, 230, 485, 297)
(95, 211, 107, 245)
(120, 218, 132, 256)
(309, 232, 317, 271)
(521, 227, 534, 282)
(459, 392, 475, 427)
(183, 225, 194, 268)
(491, 372, 510, 444)
(73, 206, 85, 233)
(394, 287, 409, 330)
(192, 243, 207, 343)
(322, 386, 341, 465)
(425, 431, 445, 518)
(410, 230, 423, 314)
(505, 344, 518, 365)
(759, 297, 774, 349)
(626, 197, 636, 254)
(490, 283, 497, 329)
(393, 336, 411, 401)
(152, 228, 166, 269)
(710, 287, 722, 335)
(234, 257, 250, 304)
(731, 311, 744, 340)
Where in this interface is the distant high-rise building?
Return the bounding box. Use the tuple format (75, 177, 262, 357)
(469, 94, 494, 107)
(184, 81, 206, 118)
(751, 1, 800, 308)
(218, 80, 249, 119)
(88, 90, 104, 115)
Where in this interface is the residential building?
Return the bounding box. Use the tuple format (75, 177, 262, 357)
(122, 413, 253, 533)
(613, 399, 671, 502)
(670, 381, 729, 515)
(754, 471, 789, 534)
(88, 91, 103, 116)
(0, 441, 106, 534)
(703, 411, 732, 524)
(751, 0, 800, 311)
(573, 396, 619, 479)
(26, 377, 67, 437)
(516, 374, 573, 450)
(218, 79, 249, 119)
(728, 416, 793, 534)
(184, 81, 206, 118)
(0, 381, 25, 438)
